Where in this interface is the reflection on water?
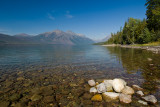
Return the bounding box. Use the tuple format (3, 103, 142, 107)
(0, 44, 122, 73)
(0, 44, 160, 106)
(0, 45, 109, 66)
(106, 46, 160, 92)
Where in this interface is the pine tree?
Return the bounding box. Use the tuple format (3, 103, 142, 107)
(145, 0, 160, 31)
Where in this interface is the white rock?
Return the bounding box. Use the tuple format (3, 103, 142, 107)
(142, 95, 157, 104)
(105, 84, 113, 92)
(112, 78, 126, 92)
(96, 83, 107, 93)
(136, 91, 144, 96)
(121, 79, 127, 85)
(122, 86, 134, 95)
(132, 85, 143, 91)
(89, 87, 97, 93)
(147, 58, 152, 61)
(103, 80, 113, 92)
(88, 80, 96, 86)
(103, 80, 113, 85)
(138, 100, 148, 105)
(119, 93, 132, 104)
(102, 92, 119, 100)
(149, 64, 154, 66)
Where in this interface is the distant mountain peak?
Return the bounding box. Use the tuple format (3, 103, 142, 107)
(53, 29, 64, 34)
(35, 30, 94, 45)
(77, 33, 85, 37)
(66, 30, 85, 37)
(66, 30, 76, 35)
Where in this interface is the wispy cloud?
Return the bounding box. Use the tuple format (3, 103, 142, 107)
(47, 13, 55, 20)
(0, 28, 9, 33)
(66, 11, 74, 19)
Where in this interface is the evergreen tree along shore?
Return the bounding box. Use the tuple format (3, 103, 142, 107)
(99, 0, 160, 45)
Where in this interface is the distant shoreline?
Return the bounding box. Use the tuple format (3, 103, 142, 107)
(102, 44, 160, 54)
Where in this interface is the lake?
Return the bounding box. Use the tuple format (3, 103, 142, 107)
(0, 44, 160, 106)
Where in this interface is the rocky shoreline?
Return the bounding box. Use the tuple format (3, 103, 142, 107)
(102, 44, 160, 54)
(0, 65, 159, 106)
(88, 78, 158, 106)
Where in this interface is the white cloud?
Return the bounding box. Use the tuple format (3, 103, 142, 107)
(47, 13, 55, 20)
(66, 11, 74, 19)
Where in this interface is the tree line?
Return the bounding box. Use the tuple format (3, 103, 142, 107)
(105, 0, 160, 44)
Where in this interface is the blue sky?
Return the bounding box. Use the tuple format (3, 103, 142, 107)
(0, 0, 146, 40)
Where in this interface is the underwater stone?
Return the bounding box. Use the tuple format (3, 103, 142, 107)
(132, 85, 143, 91)
(142, 95, 157, 104)
(96, 83, 107, 93)
(89, 87, 97, 94)
(103, 80, 113, 92)
(122, 86, 134, 95)
(91, 94, 102, 101)
(138, 100, 148, 105)
(136, 91, 144, 97)
(30, 94, 42, 101)
(112, 78, 126, 92)
(102, 92, 119, 102)
(88, 80, 96, 86)
(119, 93, 132, 104)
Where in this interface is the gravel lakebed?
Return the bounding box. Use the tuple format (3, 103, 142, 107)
(0, 64, 159, 107)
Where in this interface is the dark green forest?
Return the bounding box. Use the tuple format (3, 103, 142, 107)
(103, 0, 160, 45)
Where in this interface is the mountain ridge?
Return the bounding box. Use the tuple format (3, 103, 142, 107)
(0, 30, 94, 45)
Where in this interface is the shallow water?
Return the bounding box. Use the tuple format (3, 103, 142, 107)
(0, 44, 160, 106)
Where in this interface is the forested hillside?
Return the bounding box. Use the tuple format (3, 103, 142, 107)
(103, 0, 160, 45)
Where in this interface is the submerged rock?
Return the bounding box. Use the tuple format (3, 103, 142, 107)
(102, 92, 119, 102)
(69, 83, 78, 87)
(89, 87, 97, 94)
(103, 80, 113, 85)
(17, 77, 25, 81)
(96, 83, 107, 93)
(122, 86, 134, 95)
(30, 94, 42, 101)
(112, 78, 126, 92)
(103, 80, 113, 92)
(88, 80, 96, 86)
(142, 95, 157, 104)
(95, 82, 99, 85)
(136, 91, 144, 97)
(147, 58, 152, 61)
(91, 94, 102, 101)
(138, 100, 148, 105)
(149, 64, 154, 66)
(119, 93, 132, 104)
(132, 85, 143, 91)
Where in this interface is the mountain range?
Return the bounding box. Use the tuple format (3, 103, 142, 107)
(0, 30, 94, 45)
(94, 36, 110, 43)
